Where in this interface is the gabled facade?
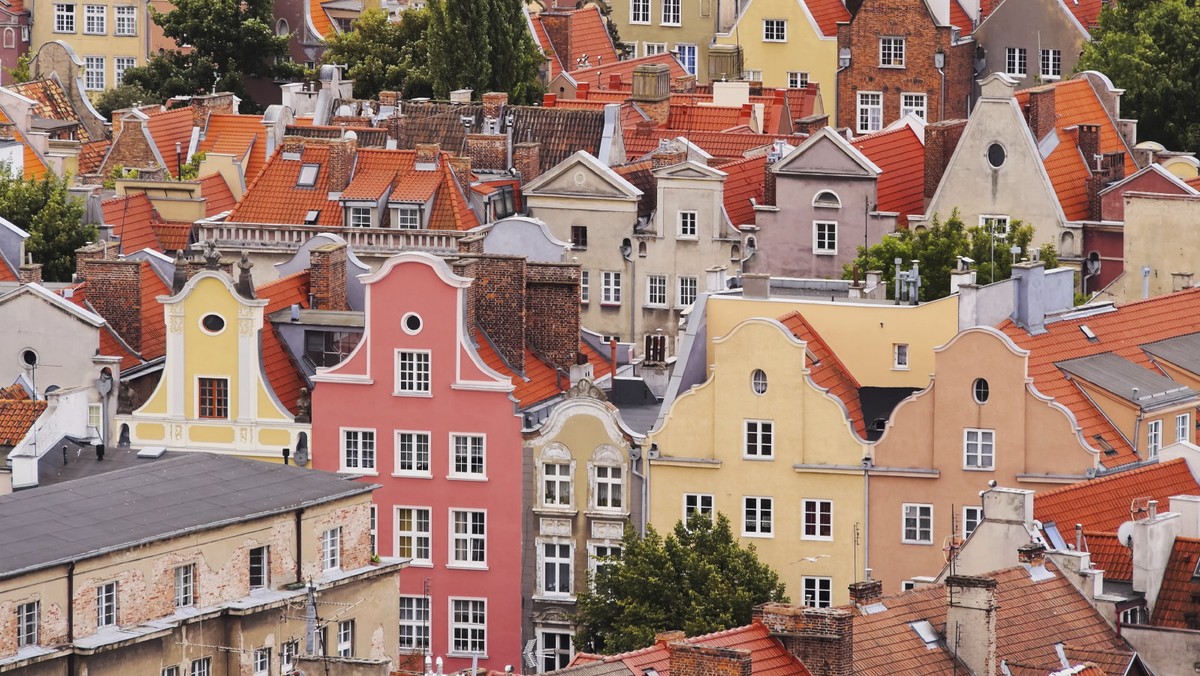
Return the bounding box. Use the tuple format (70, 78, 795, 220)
(971, 0, 1090, 97)
(523, 379, 644, 671)
(29, 0, 149, 94)
(0, 0, 30, 87)
(311, 252, 523, 672)
(608, 0, 731, 81)
(834, 0, 974, 132)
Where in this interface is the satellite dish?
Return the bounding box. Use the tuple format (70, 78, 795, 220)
(1117, 521, 1136, 548)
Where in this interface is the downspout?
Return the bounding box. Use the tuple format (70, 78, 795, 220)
(862, 456, 871, 576)
(67, 561, 76, 675)
(294, 507, 304, 582)
(630, 445, 648, 534)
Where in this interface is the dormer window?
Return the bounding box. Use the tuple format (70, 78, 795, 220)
(396, 207, 420, 229)
(297, 164, 319, 187)
(348, 206, 372, 228)
(304, 210, 321, 225)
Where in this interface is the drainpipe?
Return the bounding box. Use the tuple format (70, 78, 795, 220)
(294, 508, 304, 582)
(67, 561, 76, 674)
(862, 456, 872, 575)
(1142, 266, 1151, 299)
(631, 445, 648, 534)
(934, 50, 947, 122)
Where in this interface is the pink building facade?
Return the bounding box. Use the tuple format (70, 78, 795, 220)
(312, 252, 523, 672)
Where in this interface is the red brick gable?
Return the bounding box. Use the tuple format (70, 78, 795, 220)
(570, 622, 812, 676)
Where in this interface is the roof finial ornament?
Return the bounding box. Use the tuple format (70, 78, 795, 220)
(172, 249, 187, 293)
(236, 251, 255, 299)
(201, 240, 222, 270)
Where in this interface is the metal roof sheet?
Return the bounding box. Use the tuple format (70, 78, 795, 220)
(1056, 352, 1196, 408)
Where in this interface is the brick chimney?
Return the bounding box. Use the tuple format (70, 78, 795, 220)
(308, 242, 348, 311)
(453, 254, 527, 372)
(1076, 124, 1101, 167)
(388, 114, 410, 146)
(76, 246, 145, 351)
(448, 156, 474, 187)
(793, 114, 829, 135)
(525, 261, 581, 372)
(514, 142, 542, 183)
(1025, 86, 1057, 142)
(1086, 151, 1127, 220)
(482, 92, 508, 120)
(184, 92, 237, 130)
(945, 576, 998, 676)
(415, 143, 441, 168)
(763, 139, 789, 207)
(465, 134, 508, 172)
(576, 82, 591, 100)
(924, 119, 967, 199)
(378, 91, 399, 107)
(18, 261, 42, 284)
(542, 93, 557, 108)
(327, 137, 357, 192)
(656, 630, 686, 645)
(756, 603, 853, 676)
(668, 642, 751, 676)
(1017, 542, 1047, 568)
(651, 139, 687, 169)
(633, 64, 671, 126)
(848, 578, 883, 606)
(737, 103, 753, 128)
(539, 13, 571, 71)
(608, 73, 623, 90)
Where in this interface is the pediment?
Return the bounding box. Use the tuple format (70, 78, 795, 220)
(523, 150, 642, 199)
(655, 160, 726, 180)
(774, 128, 879, 178)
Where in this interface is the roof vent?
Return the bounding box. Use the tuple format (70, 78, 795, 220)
(1079, 325, 1098, 342)
(909, 620, 940, 647)
(304, 210, 321, 225)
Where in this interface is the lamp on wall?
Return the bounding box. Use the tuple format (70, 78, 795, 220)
(934, 49, 946, 69)
(838, 48, 852, 69)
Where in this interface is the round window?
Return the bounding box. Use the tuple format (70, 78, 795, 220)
(751, 369, 768, 395)
(987, 143, 1006, 169)
(20, 349, 37, 367)
(403, 312, 423, 335)
(201, 314, 226, 333)
(973, 378, 990, 404)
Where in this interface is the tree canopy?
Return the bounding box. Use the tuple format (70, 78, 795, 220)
(844, 211, 1057, 301)
(575, 513, 788, 655)
(0, 170, 96, 282)
(321, 8, 433, 99)
(425, 0, 543, 103)
(122, 0, 301, 110)
(1077, 0, 1200, 153)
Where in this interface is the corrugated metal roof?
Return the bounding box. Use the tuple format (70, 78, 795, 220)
(1057, 352, 1196, 407)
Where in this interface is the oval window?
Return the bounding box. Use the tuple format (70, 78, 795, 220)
(20, 349, 37, 367)
(403, 312, 423, 335)
(973, 378, 990, 404)
(201, 314, 225, 333)
(987, 143, 1006, 169)
(751, 369, 768, 395)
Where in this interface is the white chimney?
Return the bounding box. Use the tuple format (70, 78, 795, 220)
(946, 576, 998, 676)
(1132, 509, 1181, 616)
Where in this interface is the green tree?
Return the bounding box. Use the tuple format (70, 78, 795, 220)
(321, 8, 433, 99)
(122, 0, 302, 110)
(575, 513, 788, 654)
(93, 83, 161, 121)
(4, 53, 31, 84)
(844, 211, 1052, 301)
(426, 0, 543, 103)
(0, 170, 97, 281)
(1077, 0, 1200, 152)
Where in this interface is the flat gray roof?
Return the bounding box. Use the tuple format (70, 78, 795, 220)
(1057, 352, 1196, 409)
(0, 454, 376, 579)
(1143, 333, 1200, 376)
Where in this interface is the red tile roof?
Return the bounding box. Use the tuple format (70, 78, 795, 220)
(103, 193, 163, 255)
(0, 396, 45, 446)
(0, 384, 28, 400)
(229, 144, 341, 226)
(1062, 0, 1102, 30)
(805, 0, 850, 37)
(568, 53, 687, 90)
(1186, 176, 1200, 191)
(784, 86, 820, 122)
(667, 103, 746, 132)
(146, 107, 195, 178)
(79, 139, 110, 175)
(1149, 537, 1200, 628)
(531, 16, 564, 81)
(851, 564, 1134, 674)
(625, 128, 802, 163)
(99, 323, 143, 370)
(200, 173, 237, 216)
(1001, 288, 1200, 466)
(0, 103, 48, 180)
(572, 622, 811, 676)
(9, 79, 98, 144)
(779, 311, 868, 439)
(948, 0, 972, 29)
(257, 271, 312, 416)
(139, 262, 171, 360)
(199, 114, 268, 185)
(1082, 531, 1132, 581)
(475, 333, 561, 408)
(717, 154, 767, 229)
(1014, 79, 1137, 222)
(308, 0, 335, 38)
(852, 123, 925, 220)
(1034, 458, 1200, 532)
(558, 6, 619, 71)
(154, 222, 193, 252)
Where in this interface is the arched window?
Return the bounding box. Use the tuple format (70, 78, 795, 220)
(813, 190, 841, 208)
(3, 28, 14, 49)
(590, 445, 625, 512)
(1059, 231, 1075, 258)
(730, 244, 741, 261)
(637, 241, 647, 257)
(275, 18, 290, 36)
(538, 443, 575, 510)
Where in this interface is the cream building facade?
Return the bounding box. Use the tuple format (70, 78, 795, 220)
(30, 2, 149, 93)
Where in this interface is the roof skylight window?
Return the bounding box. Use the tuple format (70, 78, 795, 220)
(297, 164, 320, 187)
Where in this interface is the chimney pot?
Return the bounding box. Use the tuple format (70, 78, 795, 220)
(848, 578, 883, 605)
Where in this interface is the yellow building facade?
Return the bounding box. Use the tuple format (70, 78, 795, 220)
(120, 271, 310, 461)
(30, 2, 148, 93)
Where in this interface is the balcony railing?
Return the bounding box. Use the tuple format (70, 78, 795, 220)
(194, 222, 468, 255)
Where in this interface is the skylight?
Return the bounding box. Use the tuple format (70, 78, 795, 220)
(1080, 325, 1098, 341)
(304, 210, 320, 225)
(909, 620, 940, 648)
(297, 164, 320, 187)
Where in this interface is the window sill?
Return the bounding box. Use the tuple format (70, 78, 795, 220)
(677, 236, 698, 241)
(814, 250, 837, 256)
(801, 536, 834, 542)
(630, 20, 651, 24)
(742, 532, 774, 539)
(446, 563, 489, 571)
(892, 366, 910, 371)
(392, 391, 433, 398)
(535, 506, 578, 516)
(963, 466, 995, 472)
(902, 540, 933, 546)
(532, 594, 577, 603)
(391, 472, 433, 479)
(763, 39, 787, 43)
(585, 509, 629, 519)
(447, 653, 489, 660)
(340, 469, 379, 476)
(1005, 73, 1028, 78)
(879, 64, 907, 69)
(599, 302, 622, 308)
(446, 474, 489, 482)
(742, 454, 774, 461)
(660, 21, 681, 26)
(405, 561, 434, 568)
(644, 303, 669, 310)
(83, 31, 105, 35)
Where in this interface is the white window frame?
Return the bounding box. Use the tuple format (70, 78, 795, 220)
(174, 564, 195, 608)
(677, 276, 698, 308)
(744, 69, 763, 81)
(114, 5, 136, 35)
(1040, 48, 1061, 79)
(249, 545, 269, 588)
(676, 44, 697, 75)
(743, 496, 774, 537)
(341, 427, 377, 473)
(252, 648, 270, 676)
(814, 221, 837, 255)
(981, 214, 1010, 239)
(660, 0, 679, 25)
(538, 538, 574, 598)
(646, 274, 668, 307)
(321, 527, 341, 571)
(115, 57, 136, 85)
(787, 71, 809, 88)
(394, 430, 432, 477)
(683, 493, 714, 522)
(541, 460, 573, 509)
(83, 4, 105, 34)
(395, 206, 420, 229)
(190, 658, 211, 676)
(394, 349, 431, 396)
(589, 542, 622, 581)
(84, 56, 105, 91)
(348, 206, 372, 228)
(580, 270, 590, 304)
(54, 3, 76, 32)
(1005, 47, 1027, 76)
(879, 37, 905, 67)
(802, 499, 833, 541)
(678, 210, 698, 238)
(97, 582, 118, 627)
(281, 641, 299, 672)
(449, 509, 487, 568)
(337, 620, 354, 657)
(744, 419, 774, 458)
(631, 0, 650, 24)
(449, 433, 486, 479)
(856, 91, 882, 134)
(964, 428, 995, 470)
(601, 271, 622, 305)
(763, 19, 786, 42)
(893, 343, 909, 369)
(644, 42, 667, 56)
(1148, 419, 1163, 457)
(399, 595, 431, 652)
(16, 601, 38, 647)
(537, 629, 574, 673)
(395, 506, 433, 565)
(1177, 413, 1190, 443)
(902, 503, 933, 544)
(594, 464, 624, 510)
(802, 576, 832, 608)
(963, 505, 983, 539)
(900, 92, 927, 120)
(88, 402, 103, 438)
(448, 597, 487, 656)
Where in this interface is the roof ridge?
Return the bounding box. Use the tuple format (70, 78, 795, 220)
(1039, 458, 1186, 499)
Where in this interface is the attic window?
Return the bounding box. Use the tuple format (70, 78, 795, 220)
(297, 164, 320, 187)
(909, 620, 939, 647)
(1193, 558, 1200, 579)
(1091, 434, 1118, 456)
(1080, 325, 1098, 342)
(813, 191, 841, 208)
(987, 143, 1006, 169)
(304, 210, 321, 225)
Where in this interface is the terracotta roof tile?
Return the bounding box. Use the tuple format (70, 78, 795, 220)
(1186, 176, 1200, 190)
(146, 108, 195, 177)
(624, 127, 802, 163)
(1014, 79, 1137, 222)
(667, 103, 746, 132)
(308, 0, 335, 38)
(153, 222, 193, 252)
(569, 622, 811, 676)
(78, 139, 109, 175)
(580, 340, 614, 381)
(0, 397, 45, 446)
(569, 53, 687, 90)
(614, 159, 656, 218)
(550, 6, 619, 71)
(139, 262, 171, 360)
(532, 16, 564, 81)
(1149, 537, 1200, 628)
(1034, 458, 1200, 532)
(99, 323, 143, 370)
(948, 0, 972, 29)
(0, 384, 28, 400)
(1001, 288, 1200, 467)
(9, 79, 97, 144)
(1082, 531, 1132, 581)
(229, 145, 341, 226)
(852, 123, 925, 220)
(0, 103, 48, 180)
(716, 154, 766, 229)
(1062, 0, 1102, 30)
(784, 86, 820, 122)
(259, 270, 312, 315)
(474, 330, 562, 408)
(103, 193, 163, 254)
(257, 271, 312, 416)
(805, 0, 851, 36)
(200, 173, 237, 216)
(199, 114, 268, 184)
(779, 311, 868, 438)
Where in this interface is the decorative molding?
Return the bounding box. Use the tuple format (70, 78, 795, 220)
(540, 518, 573, 537)
(532, 606, 575, 626)
(591, 520, 624, 540)
(567, 378, 607, 402)
(592, 443, 623, 465)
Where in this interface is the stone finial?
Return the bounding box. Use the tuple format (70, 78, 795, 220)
(236, 251, 255, 299)
(172, 250, 188, 293)
(295, 387, 312, 422)
(201, 241, 222, 270)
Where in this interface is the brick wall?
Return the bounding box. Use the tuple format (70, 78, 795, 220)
(327, 138, 358, 192)
(1025, 86, 1056, 141)
(514, 142, 542, 183)
(835, 0, 974, 130)
(482, 92, 509, 120)
(526, 262, 581, 372)
(540, 13, 572, 70)
(848, 578, 883, 605)
(465, 134, 508, 172)
(379, 91, 399, 107)
(18, 262, 42, 284)
(448, 156, 474, 187)
(180, 92, 237, 129)
(668, 642, 752, 676)
(757, 603, 853, 676)
(100, 118, 162, 177)
(388, 115, 410, 146)
(415, 143, 440, 166)
(924, 118, 967, 198)
(652, 141, 688, 169)
(794, 114, 830, 134)
(454, 255, 527, 372)
(76, 253, 144, 351)
(310, 242, 348, 311)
